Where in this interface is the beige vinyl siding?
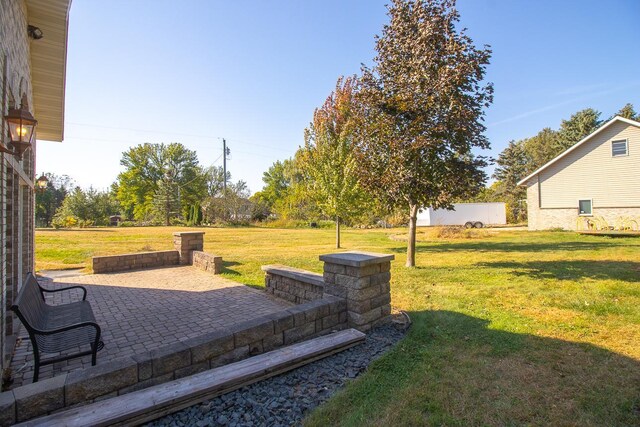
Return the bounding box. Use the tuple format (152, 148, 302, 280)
(539, 122, 640, 209)
(26, 0, 71, 142)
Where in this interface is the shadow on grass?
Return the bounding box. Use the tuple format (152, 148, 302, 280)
(220, 260, 243, 276)
(388, 240, 629, 254)
(476, 260, 640, 282)
(307, 310, 640, 426)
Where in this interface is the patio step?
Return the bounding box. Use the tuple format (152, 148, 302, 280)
(19, 328, 366, 427)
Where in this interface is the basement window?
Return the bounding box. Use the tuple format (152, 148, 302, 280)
(578, 199, 592, 216)
(612, 139, 628, 157)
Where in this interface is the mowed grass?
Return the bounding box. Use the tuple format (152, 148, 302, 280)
(35, 226, 640, 425)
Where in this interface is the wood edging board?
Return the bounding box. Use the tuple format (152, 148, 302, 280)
(19, 329, 366, 427)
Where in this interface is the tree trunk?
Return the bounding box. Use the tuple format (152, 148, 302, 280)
(165, 197, 170, 226)
(336, 216, 341, 249)
(406, 204, 418, 267)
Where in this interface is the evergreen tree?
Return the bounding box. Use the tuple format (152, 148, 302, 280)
(151, 171, 181, 225)
(555, 108, 602, 152)
(523, 127, 559, 169)
(493, 141, 528, 222)
(614, 103, 638, 120)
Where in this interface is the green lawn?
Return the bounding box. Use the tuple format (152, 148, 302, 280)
(35, 226, 640, 425)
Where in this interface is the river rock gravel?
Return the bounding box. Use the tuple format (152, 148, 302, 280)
(145, 322, 407, 427)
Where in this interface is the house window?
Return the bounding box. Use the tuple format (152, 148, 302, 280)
(612, 139, 628, 157)
(578, 199, 592, 216)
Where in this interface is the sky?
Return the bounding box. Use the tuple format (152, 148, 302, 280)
(37, 0, 640, 194)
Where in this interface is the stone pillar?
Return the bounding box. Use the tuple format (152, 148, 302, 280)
(320, 251, 394, 332)
(173, 232, 204, 265)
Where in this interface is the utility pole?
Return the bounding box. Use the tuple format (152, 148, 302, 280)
(222, 139, 229, 193)
(222, 139, 230, 221)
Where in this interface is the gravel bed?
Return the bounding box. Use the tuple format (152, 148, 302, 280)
(146, 322, 407, 427)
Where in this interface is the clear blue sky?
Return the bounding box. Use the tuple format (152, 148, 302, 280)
(37, 0, 640, 193)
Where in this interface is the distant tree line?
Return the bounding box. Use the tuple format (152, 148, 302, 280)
(37, 142, 255, 228)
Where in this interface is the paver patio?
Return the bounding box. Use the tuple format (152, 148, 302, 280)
(8, 266, 292, 389)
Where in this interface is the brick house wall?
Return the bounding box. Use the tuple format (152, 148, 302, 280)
(0, 0, 37, 379)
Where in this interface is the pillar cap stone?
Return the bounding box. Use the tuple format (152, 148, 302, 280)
(172, 231, 205, 237)
(319, 251, 394, 267)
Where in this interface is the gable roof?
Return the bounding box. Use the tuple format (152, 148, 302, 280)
(517, 116, 640, 186)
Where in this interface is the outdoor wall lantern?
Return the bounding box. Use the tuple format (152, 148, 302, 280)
(2, 98, 37, 159)
(36, 174, 48, 190)
(27, 25, 44, 40)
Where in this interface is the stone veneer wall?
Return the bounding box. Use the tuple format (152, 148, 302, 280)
(262, 265, 324, 304)
(173, 232, 204, 265)
(320, 253, 393, 333)
(0, 296, 347, 425)
(192, 251, 222, 275)
(92, 251, 179, 274)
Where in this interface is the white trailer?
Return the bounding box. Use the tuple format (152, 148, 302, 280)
(417, 202, 506, 228)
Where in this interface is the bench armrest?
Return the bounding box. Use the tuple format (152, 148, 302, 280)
(39, 285, 88, 301)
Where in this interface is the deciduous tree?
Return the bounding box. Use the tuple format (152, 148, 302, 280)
(354, 0, 493, 266)
(116, 143, 207, 222)
(300, 76, 370, 248)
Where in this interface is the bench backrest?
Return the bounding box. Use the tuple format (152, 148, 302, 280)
(11, 273, 48, 331)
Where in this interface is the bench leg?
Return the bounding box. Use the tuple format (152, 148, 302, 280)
(33, 351, 40, 383)
(91, 338, 101, 366)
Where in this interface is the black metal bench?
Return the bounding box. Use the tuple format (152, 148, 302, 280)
(10, 273, 103, 382)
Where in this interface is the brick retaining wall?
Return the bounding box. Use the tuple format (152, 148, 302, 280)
(192, 251, 223, 275)
(264, 252, 395, 333)
(262, 265, 324, 304)
(0, 296, 346, 424)
(92, 232, 208, 274)
(92, 251, 179, 274)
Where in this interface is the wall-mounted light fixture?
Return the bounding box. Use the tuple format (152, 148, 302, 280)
(36, 174, 49, 190)
(27, 25, 44, 40)
(2, 97, 37, 159)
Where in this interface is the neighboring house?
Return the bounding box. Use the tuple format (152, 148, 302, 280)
(518, 116, 640, 230)
(0, 0, 71, 379)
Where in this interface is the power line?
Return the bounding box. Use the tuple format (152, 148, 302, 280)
(65, 121, 293, 152)
(62, 135, 296, 158)
(67, 121, 224, 140)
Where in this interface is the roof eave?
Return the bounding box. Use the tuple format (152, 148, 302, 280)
(26, 0, 72, 142)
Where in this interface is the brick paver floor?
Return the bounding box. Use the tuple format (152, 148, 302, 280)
(8, 266, 292, 388)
